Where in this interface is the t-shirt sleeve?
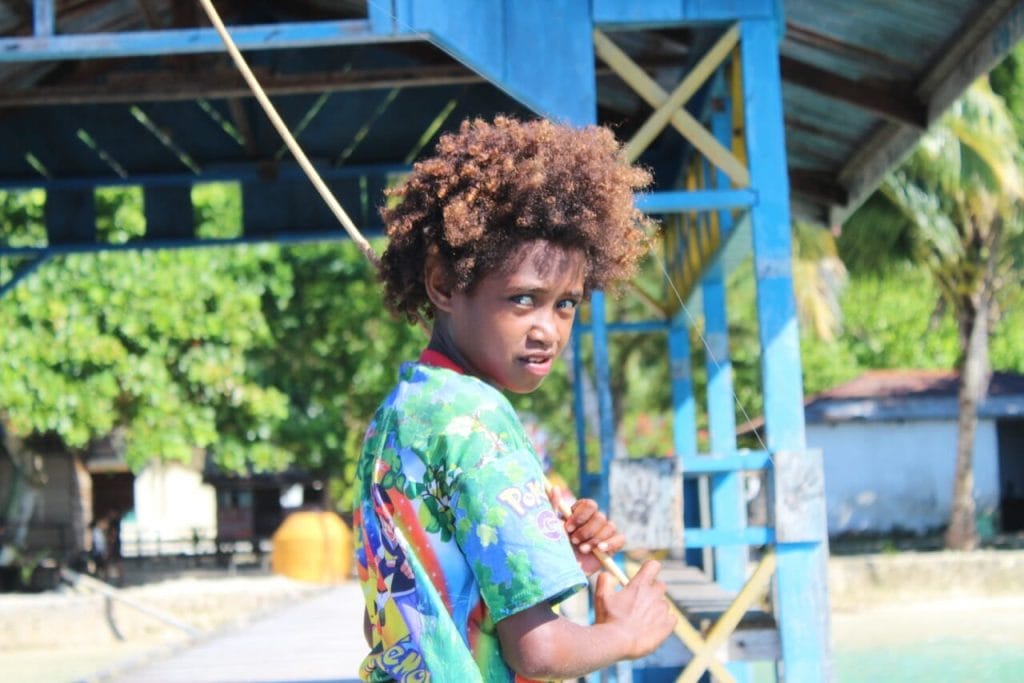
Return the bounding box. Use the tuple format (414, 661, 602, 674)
(443, 410, 587, 622)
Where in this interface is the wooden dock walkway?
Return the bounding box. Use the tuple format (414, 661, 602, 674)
(109, 581, 366, 683)
(104, 559, 778, 682)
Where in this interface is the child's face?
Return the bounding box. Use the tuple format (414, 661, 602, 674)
(446, 240, 585, 394)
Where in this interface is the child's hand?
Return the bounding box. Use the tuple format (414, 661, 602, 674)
(561, 497, 625, 575)
(594, 560, 677, 659)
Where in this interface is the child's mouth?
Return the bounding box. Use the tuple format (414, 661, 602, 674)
(521, 355, 552, 375)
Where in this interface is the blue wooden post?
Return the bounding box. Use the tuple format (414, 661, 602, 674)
(670, 308, 703, 571)
(45, 188, 95, 245)
(590, 290, 614, 514)
(669, 312, 698, 462)
(33, 0, 54, 37)
(702, 224, 751, 683)
(740, 17, 832, 680)
(704, 84, 747, 595)
(570, 330, 594, 498)
(143, 185, 193, 240)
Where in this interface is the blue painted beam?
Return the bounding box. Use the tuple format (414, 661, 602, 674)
(683, 526, 774, 548)
(679, 451, 772, 474)
(0, 162, 412, 192)
(0, 256, 49, 298)
(635, 188, 756, 214)
(592, 0, 776, 27)
(0, 20, 420, 63)
(399, 1, 597, 125)
(0, 228, 383, 258)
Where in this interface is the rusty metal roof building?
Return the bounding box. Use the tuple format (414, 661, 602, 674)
(805, 369, 1024, 422)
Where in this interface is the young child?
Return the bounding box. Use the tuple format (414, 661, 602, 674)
(354, 116, 677, 682)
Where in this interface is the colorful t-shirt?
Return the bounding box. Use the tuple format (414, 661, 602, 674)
(355, 354, 587, 682)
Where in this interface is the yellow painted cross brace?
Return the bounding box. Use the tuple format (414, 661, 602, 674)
(593, 27, 749, 186)
(676, 549, 778, 683)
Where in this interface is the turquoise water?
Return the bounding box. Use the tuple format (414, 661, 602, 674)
(749, 639, 1024, 682)
(836, 640, 1024, 682)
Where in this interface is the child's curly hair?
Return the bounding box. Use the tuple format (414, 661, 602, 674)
(379, 116, 654, 322)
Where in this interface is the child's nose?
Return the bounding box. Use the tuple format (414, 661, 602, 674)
(528, 311, 558, 344)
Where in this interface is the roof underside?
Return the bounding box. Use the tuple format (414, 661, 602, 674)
(0, 0, 1021, 253)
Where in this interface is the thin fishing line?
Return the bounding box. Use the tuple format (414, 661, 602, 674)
(643, 231, 773, 459)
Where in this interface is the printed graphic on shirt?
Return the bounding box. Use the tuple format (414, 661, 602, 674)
(355, 361, 587, 682)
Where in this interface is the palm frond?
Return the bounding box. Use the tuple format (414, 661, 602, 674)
(944, 80, 1024, 203)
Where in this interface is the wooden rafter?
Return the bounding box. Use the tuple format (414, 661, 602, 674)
(780, 56, 925, 128)
(788, 169, 848, 206)
(0, 64, 480, 107)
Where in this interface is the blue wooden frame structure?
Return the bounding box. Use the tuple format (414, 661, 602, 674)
(376, 3, 831, 679)
(6, 0, 1019, 680)
(0, 1, 827, 679)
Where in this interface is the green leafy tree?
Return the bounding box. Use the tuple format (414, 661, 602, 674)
(0, 186, 293, 553)
(841, 78, 1024, 550)
(252, 241, 425, 511)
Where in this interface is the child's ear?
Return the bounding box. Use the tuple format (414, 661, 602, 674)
(424, 253, 454, 313)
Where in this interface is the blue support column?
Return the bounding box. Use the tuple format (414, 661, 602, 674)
(590, 291, 614, 514)
(705, 91, 747, 595)
(669, 311, 703, 570)
(45, 188, 95, 245)
(669, 312, 698, 462)
(740, 17, 832, 680)
(703, 235, 751, 683)
(143, 186, 194, 241)
(571, 329, 600, 500)
(33, 0, 54, 37)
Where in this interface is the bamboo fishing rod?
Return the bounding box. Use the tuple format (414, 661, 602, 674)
(196, 2, 737, 679)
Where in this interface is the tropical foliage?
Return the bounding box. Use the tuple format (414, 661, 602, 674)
(840, 76, 1024, 549)
(2, 47, 1024, 556)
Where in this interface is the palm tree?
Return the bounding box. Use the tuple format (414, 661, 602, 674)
(841, 78, 1024, 550)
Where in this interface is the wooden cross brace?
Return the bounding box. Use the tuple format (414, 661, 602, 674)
(593, 26, 749, 186)
(557, 485, 765, 683)
(675, 549, 778, 683)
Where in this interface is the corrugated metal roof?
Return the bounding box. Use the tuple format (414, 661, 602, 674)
(0, 1, 1020, 243)
(737, 369, 1024, 433)
(810, 369, 1024, 401)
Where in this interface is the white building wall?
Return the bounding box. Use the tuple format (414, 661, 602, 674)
(807, 418, 999, 535)
(122, 461, 217, 554)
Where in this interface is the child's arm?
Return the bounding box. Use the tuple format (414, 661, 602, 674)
(495, 560, 676, 680)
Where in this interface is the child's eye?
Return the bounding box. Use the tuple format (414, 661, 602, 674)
(557, 298, 579, 311)
(510, 294, 534, 306)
